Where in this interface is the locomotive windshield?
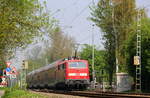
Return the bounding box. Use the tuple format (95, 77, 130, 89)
(69, 62, 86, 68)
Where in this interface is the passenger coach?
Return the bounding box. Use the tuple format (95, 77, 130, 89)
(27, 57, 90, 89)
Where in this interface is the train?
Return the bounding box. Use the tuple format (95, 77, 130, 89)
(26, 57, 90, 90)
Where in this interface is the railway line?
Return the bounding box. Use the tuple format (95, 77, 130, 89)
(31, 89, 150, 98)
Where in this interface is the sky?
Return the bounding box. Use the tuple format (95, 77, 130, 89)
(43, 0, 103, 49)
(43, 0, 150, 50)
(10, 0, 150, 69)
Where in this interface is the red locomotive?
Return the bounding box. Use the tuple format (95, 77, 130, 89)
(27, 57, 90, 90)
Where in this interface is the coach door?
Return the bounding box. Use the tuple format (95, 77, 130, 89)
(56, 63, 66, 82)
(62, 63, 66, 80)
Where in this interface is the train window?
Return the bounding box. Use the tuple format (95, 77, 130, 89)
(60, 65, 62, 70)
(58, 65, 60, 70)
(58, 64, 66, 70)
(62, 64, 66, 69)
(69, 62, 86, 68)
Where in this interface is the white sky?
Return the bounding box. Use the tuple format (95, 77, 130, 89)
(43, 0, 103, 49)
(43, 0, 150, 50)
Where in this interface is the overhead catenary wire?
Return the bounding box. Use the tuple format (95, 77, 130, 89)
(61, 0, 80, 12)
(79, 0, 141, 45)
(76, 1, 150, 47)
(72, 0, 80, 6)
(55, 0, 94, 45)
(143, 4, 150, 8)
(62, 1, 98, 46)
(69, 1, 93, 26)
(78, 32, 102, 44)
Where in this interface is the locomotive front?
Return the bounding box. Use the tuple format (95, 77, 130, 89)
(65, 60, 90, 89)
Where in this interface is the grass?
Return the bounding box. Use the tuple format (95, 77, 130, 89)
(0, 87, 48, 98)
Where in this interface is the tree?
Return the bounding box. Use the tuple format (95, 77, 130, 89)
(90, 0, 137, 85)
(27, 27, 76, 72)
(46, 27, 75, 63)
(0, 0, 54, 68)
(125, 18, 150, 91)
(80, 45, 106, 81)
(112, 0, 137, 72)
(90, 0, 116, 85)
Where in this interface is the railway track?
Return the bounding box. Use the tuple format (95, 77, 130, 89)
(31, 89, 150, 98)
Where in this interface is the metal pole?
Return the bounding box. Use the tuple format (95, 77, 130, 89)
(92, 24, 96, 88)
(111, 1, 119, 91)
(75, 47, 77, 58)
(25, 70, 26, 89)
(102, 69, 104, 91)
(20, 70, 22, 89)
(111, 3, 119, 74)
(33, 64, 34, 72)
(135, 10, 141, 92)
(46, 58, 48, 65)
(74, 44, 79, 58)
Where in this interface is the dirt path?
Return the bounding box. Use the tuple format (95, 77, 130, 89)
(30, 91, 89, 98)
(0, 90, 5, 97)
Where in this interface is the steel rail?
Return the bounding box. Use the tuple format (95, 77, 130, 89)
(31, 89, 150, 98)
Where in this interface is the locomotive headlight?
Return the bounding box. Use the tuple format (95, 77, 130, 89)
(68, 73, 77, 76)
(80, 73, 87, 76)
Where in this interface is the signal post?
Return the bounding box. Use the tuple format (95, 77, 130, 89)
(20, 60, 28, 89)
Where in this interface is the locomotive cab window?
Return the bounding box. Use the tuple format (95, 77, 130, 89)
(58, 64, 65, 70)
(58, 65, 60, 70)
(69, 62, 86, 68)
(62, 64, 66, 69)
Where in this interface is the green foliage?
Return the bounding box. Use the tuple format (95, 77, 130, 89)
(80, 44, 106, 81)
(28, 58, 47, 72)
(47, 29, 75, 62)
(27, 28, 75, 72)
(125, 18, 150, 91)
(90, 0, 116, 85)
(0, 0, 54, 68)
(90, 0, 137, 85)
(112, 0, 137, 72)
(2, 87, 48, 98)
